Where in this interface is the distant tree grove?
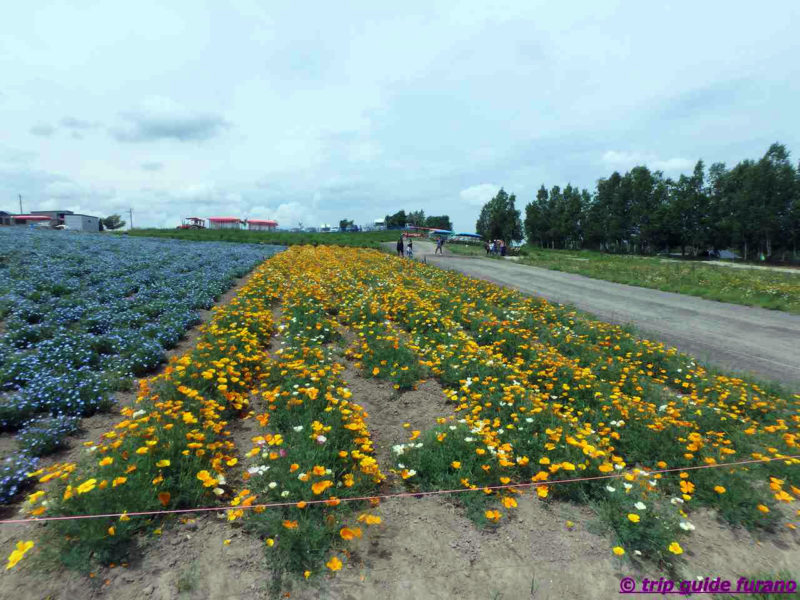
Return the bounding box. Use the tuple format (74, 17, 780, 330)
(384, 210, 452, 232)
(520, 142, 800, 261)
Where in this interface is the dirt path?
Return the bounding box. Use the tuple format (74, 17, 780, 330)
(398, 241, 800, 390)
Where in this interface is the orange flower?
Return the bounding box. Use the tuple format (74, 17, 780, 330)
(312, 480, 333, 495)
(339, 527, 362, 540)
(326, 556, 343, 571)
(282, 520, 299, 529)
(501, 497, 518, 509)
(158, 492, 171, 507)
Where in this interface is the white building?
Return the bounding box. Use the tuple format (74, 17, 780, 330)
(64, 214, 100, 232)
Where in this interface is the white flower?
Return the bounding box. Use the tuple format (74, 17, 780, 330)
(679, 521, 695, 531)
(281, 490, 290, 497)
(293, 425, 304, 432)
(634, 502, 646, 510)
(212, 487, 225, 496)
(525, 418, 534, 423)
(268, 482, 277, 489)
(449, 425, 457, 430)
(649, 479, 658, 486)
(634, 550, 642, 557)
(315, 435, 327, 444)
(614, 464, 624, 471)
(606, 485, 616, 493)
(132, 409, 146, 418)
(623, 483, 633, 491)
(464, 437, 475, 442)
(218, 475, 226, 485)
(670, 497, 684, 505)
(392, 444, 406, 455)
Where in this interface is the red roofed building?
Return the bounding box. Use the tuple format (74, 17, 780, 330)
(246, 219, 278, 232)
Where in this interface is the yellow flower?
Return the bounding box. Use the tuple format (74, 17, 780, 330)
(112, 476, 127, 488)
(612, 546, 625, 556)
(6, 540, 34, 570)
(156, 460, 170, 468)
(537, 485, 549, 498)
(135, 447, 149, 455)
(451, 461, 462, 470)
(326, 556, 343, 571)
(757, 504, 770, 513)
(668, 542, 683, 555)
(223, 539, 231, 546)
(98, 457, 113, 467)
(714, 485, 726, 494)
(76, 478, 97, 495)
(372, 367, 380, 376)
(627, 513, 640, 523)
(108, 526, 115, 536)
(304, 570, 311, 579)
(484, 510, 502, 523)
(501, 497, 518, 509)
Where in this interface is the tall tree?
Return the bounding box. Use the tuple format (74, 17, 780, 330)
(407, 209, 426, 227)
(476, 188, 523, 243)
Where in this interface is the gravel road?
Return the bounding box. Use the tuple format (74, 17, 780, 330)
(397, 241, 800, 389)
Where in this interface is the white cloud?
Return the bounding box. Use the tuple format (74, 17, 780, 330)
(602, 151, 694, 173)
(459, 183, 500, 207)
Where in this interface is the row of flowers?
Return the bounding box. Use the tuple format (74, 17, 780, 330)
(15, 257, 280, 567)
(269, 246, 799, 569)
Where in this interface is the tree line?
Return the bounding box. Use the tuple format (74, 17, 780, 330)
(383, 210, 453, 231)
(476, 142, 800, 260)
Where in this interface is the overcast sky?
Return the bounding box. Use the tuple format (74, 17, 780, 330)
(2, 1, 799, 231)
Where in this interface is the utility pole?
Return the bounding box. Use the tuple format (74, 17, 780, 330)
(19, 194, 22, 214)
(129, 208, 133, 230)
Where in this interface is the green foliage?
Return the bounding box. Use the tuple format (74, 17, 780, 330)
(101, 214, 126, 230)
(425, 215, 453, 231)
(476, 188, 523, 243)
(525, 142, 800, 261)
(338, 219, 355, 231)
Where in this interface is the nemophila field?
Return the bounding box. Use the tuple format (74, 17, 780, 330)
(6, 246, 799, 584)
(0, 229, 281, 504)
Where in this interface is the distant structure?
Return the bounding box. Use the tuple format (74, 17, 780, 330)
(373, 218, 386, 230)
(64, 214, 100, 232)
(207, 217, 243, 230)
(246, 219, 278, 232)
(0, 209, 99, 231)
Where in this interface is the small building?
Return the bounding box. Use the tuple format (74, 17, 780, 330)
(373, 219, 386, 230)
(208, 217, 242, 230)
(0, 211, 14, 226)
(64, 214, 100, 232)
(246, 219, 278, 232)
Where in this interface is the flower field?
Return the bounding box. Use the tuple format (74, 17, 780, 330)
(4, 245, 799, 590)
(0, 229, 281, 505)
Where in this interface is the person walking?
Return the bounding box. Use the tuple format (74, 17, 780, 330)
(435, 237, 444, 255)
(406, 238, 413, 258)
(396, 236, 404, 256)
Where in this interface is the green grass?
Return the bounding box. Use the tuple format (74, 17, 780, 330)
(125, 228, 400, 249)
(515, 248, 800, 313)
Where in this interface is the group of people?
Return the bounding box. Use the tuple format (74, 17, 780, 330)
(485, 239, 507, 256)
(395, 235, 446, 258)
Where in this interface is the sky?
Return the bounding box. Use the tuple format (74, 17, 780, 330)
(1, 1, 799, 232)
